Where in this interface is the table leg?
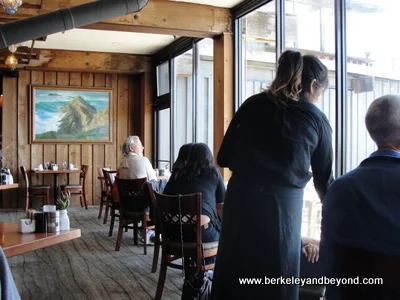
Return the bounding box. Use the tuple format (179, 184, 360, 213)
(53, 174, 59, 204)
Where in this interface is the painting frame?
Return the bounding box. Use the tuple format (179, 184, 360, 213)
(30, 85, 113, 144)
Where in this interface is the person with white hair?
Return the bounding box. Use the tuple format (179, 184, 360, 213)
(116, 135, 158, 244)
(118, 135, 157, 181)
(321, 94, 400, 299)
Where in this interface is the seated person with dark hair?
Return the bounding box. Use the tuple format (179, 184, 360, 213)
(163, 142, 225, 248)
(170, 143, 194, 179)
(148, 143, 194, 195)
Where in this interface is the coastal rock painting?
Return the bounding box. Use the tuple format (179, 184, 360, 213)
(32, 87, 111, 142)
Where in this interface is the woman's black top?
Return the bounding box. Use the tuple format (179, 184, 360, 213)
(218, 92, 334, 198)
(163, 168, 225, 229)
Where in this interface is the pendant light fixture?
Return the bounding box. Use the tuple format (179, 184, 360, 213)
(0, 0, 22, 15)
(4, 44, 20, 70)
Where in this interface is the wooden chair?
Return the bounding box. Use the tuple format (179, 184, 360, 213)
(148, 187, 218, 300)
(97, 167, 110, 219)
(299, 285, 325, 300)
(334, 244, 400, 299)
(216, 203, 224, 219)
(102, 169, 118, 236)
(60, 164, 89, 209)
(114, 177, 154, 253)
(142, 182, 161, 273)
(20, 166, 50, 212)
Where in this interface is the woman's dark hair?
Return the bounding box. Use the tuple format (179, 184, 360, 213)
(172, 143, 194, 173)
(266, 50, 328, 105)
(177, 143, 217, 182)
(267, 50, 303, 104)
(300, 55, 329, 97)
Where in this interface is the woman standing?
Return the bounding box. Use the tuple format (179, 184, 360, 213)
(211, 50, 334, 300)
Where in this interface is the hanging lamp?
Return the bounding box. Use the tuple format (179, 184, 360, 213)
(0, 0, 22, 15)
(4, 44, 20, 70)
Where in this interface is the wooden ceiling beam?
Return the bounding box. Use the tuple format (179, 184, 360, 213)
(19, 49, 152, 74)
(0, 45, 41, 65)
(0, 0, 232, 37)
(0, 46, 39, 56)
(20, 2, 41, 9)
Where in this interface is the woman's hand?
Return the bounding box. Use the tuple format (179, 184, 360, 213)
(301, 243, 319, 263)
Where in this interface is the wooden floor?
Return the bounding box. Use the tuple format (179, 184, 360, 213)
(1, 206, 183, 300)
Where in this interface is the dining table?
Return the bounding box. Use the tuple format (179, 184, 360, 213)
(32, 169, 82, 202)
(0, 222, 81, 258)
(0, 183, 19, 190)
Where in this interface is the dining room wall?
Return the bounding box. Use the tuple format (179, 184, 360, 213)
(1, 70, 148, 209)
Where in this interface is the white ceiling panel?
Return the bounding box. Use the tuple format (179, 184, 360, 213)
(168, 0, 243, 8)
(20, 28, 177, 55)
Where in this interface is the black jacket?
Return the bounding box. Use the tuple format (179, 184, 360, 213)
(217, 92, 334, 199)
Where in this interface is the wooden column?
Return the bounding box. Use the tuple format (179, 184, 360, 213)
(2, 77, 19, 207)
(213, 33, 234, 180)
(141, 71, 154, 160)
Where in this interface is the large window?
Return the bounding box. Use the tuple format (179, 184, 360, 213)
(345, 1, 397, 172)
(155, 61, 171, 168)
(157, 61, 169, 96)
(239, 1, 276, 106)
(155, 38, 215, 167)
(173, 49, 194, 160)
(155, 1, 399, 242)
(285, 0, 336, 240)
(196, 38, 214, 151)
(156, 108, 171, 169)
(237, 0, 336, 240)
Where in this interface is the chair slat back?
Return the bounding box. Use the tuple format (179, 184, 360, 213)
(102, 169, 117, 189)
(115, 177, 149, 214)
(80, 165, 89, 183)
(336, 244, 400, 297)
(97, 167, 110, 178)
(20, 166, 29, 189)
(152, 190, 202, 246)
(97, 167, 110, 190)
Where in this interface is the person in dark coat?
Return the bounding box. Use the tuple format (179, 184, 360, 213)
(321, 95, 400, 299)
(210, 50, 334, 300)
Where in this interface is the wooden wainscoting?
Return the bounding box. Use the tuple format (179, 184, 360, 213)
(1, 70, 144, 209)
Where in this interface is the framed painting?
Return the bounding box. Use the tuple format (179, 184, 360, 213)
(30, 85, 113, 144)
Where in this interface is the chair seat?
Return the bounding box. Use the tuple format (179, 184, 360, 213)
(299, 285, 326, 297)
(61, 185, 82, 189)
(169, 241, 218, 251)
(31, 185, 50, 190)
(123, 211, 149, 218)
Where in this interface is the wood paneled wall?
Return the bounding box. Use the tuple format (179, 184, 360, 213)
(1, 70, 143, 209)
